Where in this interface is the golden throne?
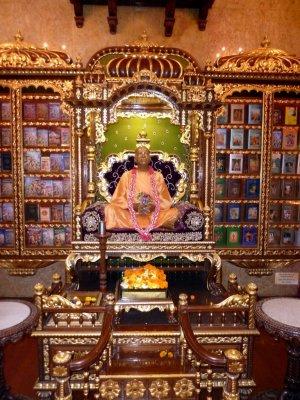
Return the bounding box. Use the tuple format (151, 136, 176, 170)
(67, 35, 221, 290)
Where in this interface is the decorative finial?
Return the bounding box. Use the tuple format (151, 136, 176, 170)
(261, 36, 271, 48)
(136, 130, 150, 149)
(14, 31, 24, 43)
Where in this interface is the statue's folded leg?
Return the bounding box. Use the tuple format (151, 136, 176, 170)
(104, 204, 134, 229)
(156, 208, 179, 229)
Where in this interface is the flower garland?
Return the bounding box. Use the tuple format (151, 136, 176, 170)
(128, 166, 160, 241)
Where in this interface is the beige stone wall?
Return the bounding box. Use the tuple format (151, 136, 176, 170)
(0, 0, 299, 67)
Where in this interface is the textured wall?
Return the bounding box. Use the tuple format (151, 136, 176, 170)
(0, 0, 299, 67)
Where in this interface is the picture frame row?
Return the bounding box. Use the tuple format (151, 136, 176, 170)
(270, 179, 300, 199)
(214, 225, 258, 247)
(23, 127, 70, 147)
(271, 153, 300, 175)
(215, 203, 259, 223)
(268, 227, 300, 247)
(23, 101, 69, 121)
(216, 128, 261, 150)
(25, 226, 71, 247)
(272, 127, 299, 150)
(269, 203, 300, 223)
(273, 105, 299, 126)
(216, 178, 260, 199)
(24, 151, 70, 173)
(216, 153, 261, 174)
(217, 103, 262, 125)
(24, 177, 71, 198)
(25, 203, 71, 223)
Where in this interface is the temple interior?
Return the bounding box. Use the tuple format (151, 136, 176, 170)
(0, 1, 299, 400)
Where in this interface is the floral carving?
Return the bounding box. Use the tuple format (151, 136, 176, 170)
(174, 378, 195, 398)
(149, 379, 170, 398)
(125, 379, 146, 399)
(99, 379, 120, 400)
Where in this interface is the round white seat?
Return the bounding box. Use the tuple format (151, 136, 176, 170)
(262, 298, 300, 329)
(0, 301, 31, 330)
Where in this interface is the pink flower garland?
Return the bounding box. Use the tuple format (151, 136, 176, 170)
(128, 166, 160, 241)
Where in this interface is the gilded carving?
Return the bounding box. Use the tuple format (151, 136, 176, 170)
(149, 379, 170, 398)
(99, 379, 120, 400)
(125, 379, 146, 399)
(174, 378, 195, 398)
(214, 294, 249, 308)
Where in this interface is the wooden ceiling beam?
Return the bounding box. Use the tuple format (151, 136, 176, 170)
(70, 0, 84, 28)
(107, 0, 118, 34)
(164, 0, 176, 37)
(198, 0, 215, 31)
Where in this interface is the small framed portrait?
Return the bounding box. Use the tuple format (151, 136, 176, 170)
(248, 104, 262, 125)
(273, 108, 283, 125)
(227, 226, 241, 247)
(269, 203, 281, 222)
(270, 179, 281, 199)
(215, 178, 226, 199)
(282, 127, 298, 150)
(268, 228, 281, 246)
(230, 104, 245, 124)
(271, 152, 282, 174)
(284, 106, 298, 126)
(217, 104, 229, 125)
(248, 129, 261, 149)
(214, 226, 227, 246)
(272, 130, 282, 150)
(216, 154, 227, 174)
(227, 203, 241, 222)
(227, 179, 242, 198)
(247, 154, 260, 174)
(245, 179, 260, 198)
(230, 129, 244, 149)
(282, 154, 297, 174)
(281, 204, 296, 222)
(216, 128, 227, 149)
(281, 228, 295, 245)
(214, 204, 224, 222)
(282, 179, 295, 198)
(245, 204, 259, 222)
(229, 153, 243, 174)
(242, 226, 258, 247)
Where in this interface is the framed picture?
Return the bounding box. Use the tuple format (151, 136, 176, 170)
(245, 179, 260, 198)
(36, 102, 49, 120)
(272, 130, 282, 149)
(227, 179, 241, 198)
(282, 154, 297, 174)
(297, 155, 300, 174)
(217, 104, 229, 124)
(23, 127, 37, 147)
(245, 204, 259, 222)
(229, 153, 243, 174)
(216, 154, 227, 174)
(229, 129, 244, 149)
(281, 228, 294, 245)
(247, 129, 261, 149)
(1, 178, 13, 197)
(42, 227, 54, 246)
(282, 179, 296, 198)
(270, 179, 281, 199)
(216, 128, 227, 149)
(37, 129, 49, 146)
(2, 202, 14, 221)
(26, 226, 42, 246)
(227, 203, 241, 222)
(247, 154, 260, 174)
(24, 150, 41, 172)
(1, 128, 11, 147)
(214, 226, 226, 246)
(295, 229, 300, 247)
(215, 178, 226, 199)
(23, 102, 36, 120)
(230, 104, 244, 124)
(227, 226, 241, 247)
(1, 102, 11, 121)
(51, 204, 64, 222)
(268, 228, 281, 246)
(282, 127, 298, 150)
(273, 108, 283, 125)
(248, 104, 262, 125)
(25, 204, 39, 222)
(242, 226, 258, 246)
(1, 152, 12, 171)
(48, 102, 61, 121)
(284, 106, 298, 125)
(54, 227, 66, 246)
(61, 127, 70, 146)
(269, 203, 281, 222)
(63, 204, 72, 222)
(271, 153, 282, 174)
(214, 204, 224, 222)
(39, 206, 51, 222)
(281, 204, 296, 222)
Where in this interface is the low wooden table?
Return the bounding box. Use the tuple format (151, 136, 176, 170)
(0, 300, 39, 400)
(254, 297, 300, 400)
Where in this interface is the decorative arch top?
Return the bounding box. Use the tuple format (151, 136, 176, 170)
(0, 32, 81, 71)
(207, 38, 300, 74)
(86, 33, 200, 79)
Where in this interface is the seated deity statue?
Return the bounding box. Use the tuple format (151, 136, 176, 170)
(104, 146, 179, 240)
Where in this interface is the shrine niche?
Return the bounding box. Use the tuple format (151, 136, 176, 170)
(66, 34, 220, 279)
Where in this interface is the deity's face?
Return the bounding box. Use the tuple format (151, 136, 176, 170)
(135, 146, 151, 169)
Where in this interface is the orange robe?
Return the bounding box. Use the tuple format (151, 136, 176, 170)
(105, 169, 179, 230)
